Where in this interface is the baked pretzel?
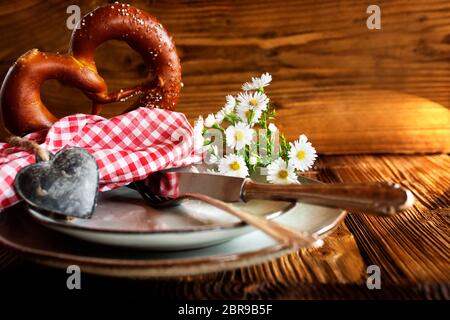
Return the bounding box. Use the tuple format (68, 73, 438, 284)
(0, 49, 108, 135)
(1, 2, 181, 136)
(70, 3, 181, 113)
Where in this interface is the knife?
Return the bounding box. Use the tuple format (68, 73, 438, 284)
(142, 168, 414, 216)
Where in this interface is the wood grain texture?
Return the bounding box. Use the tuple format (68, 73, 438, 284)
(324, 155, 450, 284)
(278, 90, 450, 154)
(0, 0, 449, 153)
(1, 154, 448, 299)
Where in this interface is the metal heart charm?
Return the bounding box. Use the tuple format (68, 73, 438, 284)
(14, 147, 98, 219)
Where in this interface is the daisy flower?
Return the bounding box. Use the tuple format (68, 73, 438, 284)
(215, 110, 225, 124)
(204, 113, 216, 128)
(218, 154, 249, 178)
(242, 73, 272, 91)
(224, 95, 236, 113)
(237, 91, 269, 111)
(215, 95, 237, 124)
(225, 122, 253, 151)
(288, 134, 317, 172)
(193, 116, 204, 150)
(237, 104, 262, 125)
(266, 158, 298, 184)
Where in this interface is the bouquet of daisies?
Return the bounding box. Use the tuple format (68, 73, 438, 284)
(193, 73, 317, 184)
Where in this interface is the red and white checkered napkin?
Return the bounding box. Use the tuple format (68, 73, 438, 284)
(0, 107, 200, 210)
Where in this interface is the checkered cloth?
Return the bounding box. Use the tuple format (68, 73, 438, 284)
(0, 107, 200, 210)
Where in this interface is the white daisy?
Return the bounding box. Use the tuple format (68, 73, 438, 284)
(215, 110, 225, 124)
(218, 154, 249, 178)
(266, 158, 298, 184)
(225, 122, 254, 151)
(237, 91, 269, 111)
(215, 95, 237, 124)
(268, 123, 277, 133)
(288, 134, 317, 172)
(237, 104, 262, 125)
(193, 116, 204, 150)
(242, 73, 272, 91)
(204, 113, 216, 128)
(224, 95, 236, 113)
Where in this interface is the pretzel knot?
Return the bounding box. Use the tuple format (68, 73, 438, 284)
(1, 3, 181, 136)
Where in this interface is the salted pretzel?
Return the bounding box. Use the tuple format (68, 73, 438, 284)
(70, 3, 181, 113)
(1, 49, 107, 135)
(1, 2, 181, 136)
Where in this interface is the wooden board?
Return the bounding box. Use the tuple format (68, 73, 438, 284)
(0, 0, 449, 154)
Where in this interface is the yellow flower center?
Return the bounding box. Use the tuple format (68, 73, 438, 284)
(245, 110, 252, 119)
(229, 161, 240, 171)
(235, 130, 244, 141)
(296, 150, 305, 160)
(278, 169, 288, 179)
(249, 98, 259, 107)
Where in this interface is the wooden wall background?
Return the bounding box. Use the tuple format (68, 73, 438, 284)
(0, 0, 449, 154)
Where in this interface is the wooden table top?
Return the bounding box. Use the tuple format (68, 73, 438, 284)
(1, 154, 448, 299)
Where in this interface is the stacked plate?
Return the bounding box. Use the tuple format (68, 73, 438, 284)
(0, 176, 345, 278)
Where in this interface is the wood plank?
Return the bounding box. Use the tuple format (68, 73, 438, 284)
(320, 155, 450, 283)
(276, 90, 450, 154)
(1, 0, 450, 154)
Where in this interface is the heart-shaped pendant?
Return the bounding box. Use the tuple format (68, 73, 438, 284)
(14, 147, 99, 219)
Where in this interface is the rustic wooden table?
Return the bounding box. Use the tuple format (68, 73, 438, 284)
(1, 154, 448, 299)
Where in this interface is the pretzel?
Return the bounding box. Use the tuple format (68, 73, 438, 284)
(0, 49, 108, 135)
(1, 2, 181, 136)
(70, 3, 181, 113)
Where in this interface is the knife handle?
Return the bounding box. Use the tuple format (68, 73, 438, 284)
(241, 180, 414, 216)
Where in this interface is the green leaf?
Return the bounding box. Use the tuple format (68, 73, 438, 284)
(224, 113, 242, 125)
(212, 123, 225, 132)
